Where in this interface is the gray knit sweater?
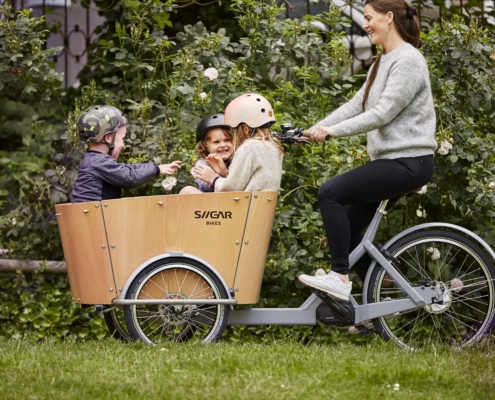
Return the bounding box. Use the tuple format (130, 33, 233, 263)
(313, 43, 437, 160)
(214, 140, 283, 192)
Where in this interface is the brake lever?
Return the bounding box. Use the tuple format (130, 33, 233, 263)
(282, 127, 330, 142)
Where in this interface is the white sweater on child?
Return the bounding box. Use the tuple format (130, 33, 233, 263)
(214, 139, 283, 192)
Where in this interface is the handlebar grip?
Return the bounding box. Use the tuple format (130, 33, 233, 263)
(302, 130, 331, 141)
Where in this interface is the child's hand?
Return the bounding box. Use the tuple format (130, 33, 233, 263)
(206, 154, 229, 177)
(192, 165, 217, 185)
(159, 160, 181, 175)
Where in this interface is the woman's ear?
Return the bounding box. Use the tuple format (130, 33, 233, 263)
(386, 11, 394, 26)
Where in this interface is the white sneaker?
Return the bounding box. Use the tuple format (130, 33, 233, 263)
(298, 271, 352, 301)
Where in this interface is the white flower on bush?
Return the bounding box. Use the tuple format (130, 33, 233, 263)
(11, 218, 16, 226)
(437, 140, 452, 155)
(489, 181, 495, 189)
(418, 185, 428, 195)
(161, 177, 177, 191)
(153, 156, 162, 164)
(204, 67, 218, 81)
(0, 249, 9, 256)
(199, 92, 207, 99)
(427, 247, 441, 261)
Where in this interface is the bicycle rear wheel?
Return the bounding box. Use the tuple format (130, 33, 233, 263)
(367, 230, 495, 350)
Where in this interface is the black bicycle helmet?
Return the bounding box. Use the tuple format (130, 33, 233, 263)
(196, 113, 229, 143)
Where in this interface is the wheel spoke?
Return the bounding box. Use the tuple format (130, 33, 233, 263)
(370, 232, 495, 350)
(125, 262, 228, 344)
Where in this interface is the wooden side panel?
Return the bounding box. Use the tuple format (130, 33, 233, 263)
(55, 202, 116, 304)
(102, 192, 251, 295)
(234, 192, 278, 304)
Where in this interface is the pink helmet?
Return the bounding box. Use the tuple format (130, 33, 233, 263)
(224, 93, 276, 129)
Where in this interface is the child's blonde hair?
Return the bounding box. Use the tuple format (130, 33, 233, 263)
(232, 125, 284, 155)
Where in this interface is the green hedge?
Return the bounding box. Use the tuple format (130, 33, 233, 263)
(0, 0, 494, 340)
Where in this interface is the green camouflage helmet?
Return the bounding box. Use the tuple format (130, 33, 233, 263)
(77, 105, 128, 143)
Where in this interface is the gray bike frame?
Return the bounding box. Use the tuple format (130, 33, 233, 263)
(227, 199, 495, 326)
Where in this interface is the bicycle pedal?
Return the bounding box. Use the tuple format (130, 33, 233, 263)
(312, 289, 350, 305)
(354, 324, 372, 336)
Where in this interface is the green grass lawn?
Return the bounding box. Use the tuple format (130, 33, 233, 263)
(0, 338, 494, 399)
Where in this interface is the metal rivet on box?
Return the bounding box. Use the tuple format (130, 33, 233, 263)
(111, 244, 115, 249)
(236, 241, 240, 245)
(245, 194, 249, 198)
(157, 202, 164, 205)
(95, 204, 99, 208)
(109, 288, 114, 292)
(234, 198, 240, 201)
(102, 245, 106, 249)
(267, 198, 272, 201)
(104, 203, 108, 207)
(83, 210, 89, 214)
(119, 288, 123, 292)
(235, 288, 239, 292)
(254, 194, 258, 198)
(245, 241, 249, 245)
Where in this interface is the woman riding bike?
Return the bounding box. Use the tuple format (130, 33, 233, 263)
(298, 0, 437, 301)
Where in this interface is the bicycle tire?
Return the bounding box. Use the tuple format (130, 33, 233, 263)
(367, 230, 495, 350)
(103, 307, 132, 342)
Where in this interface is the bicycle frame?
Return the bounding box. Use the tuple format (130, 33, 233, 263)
(228, 199, 445, 326)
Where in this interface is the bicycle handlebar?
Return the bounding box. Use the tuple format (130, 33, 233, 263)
(273, 124, 331, 145)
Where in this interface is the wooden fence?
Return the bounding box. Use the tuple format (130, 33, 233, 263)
(0, 260, 66, 273)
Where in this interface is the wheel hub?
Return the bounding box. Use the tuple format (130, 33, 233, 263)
(158, 292, 196, 326)
(424, 282, 452, 314)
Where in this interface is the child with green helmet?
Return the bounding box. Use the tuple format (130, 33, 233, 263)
(72, 105, 181, 203)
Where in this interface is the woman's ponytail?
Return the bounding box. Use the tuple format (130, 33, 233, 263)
(361, 0, 420, 110)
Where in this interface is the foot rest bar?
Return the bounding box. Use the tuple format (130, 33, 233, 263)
(113, 299, 238, 306)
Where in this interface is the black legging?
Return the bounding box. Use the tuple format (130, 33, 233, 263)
(318, 154, 435, 281)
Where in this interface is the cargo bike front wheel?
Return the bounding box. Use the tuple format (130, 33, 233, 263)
(123, 258, 230, 344)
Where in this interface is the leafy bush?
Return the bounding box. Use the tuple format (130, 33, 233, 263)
(0, 1, 494, 341)
(0, 270, 106, 340)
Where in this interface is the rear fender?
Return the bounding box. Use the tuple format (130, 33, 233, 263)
(362, 223, 495, 304)
(119, 252, 233, 301)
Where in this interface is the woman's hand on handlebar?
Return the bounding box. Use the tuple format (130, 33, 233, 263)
(304, 126, 334, 142)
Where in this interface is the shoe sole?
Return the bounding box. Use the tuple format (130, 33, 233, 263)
(298, 277, 350, 301)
